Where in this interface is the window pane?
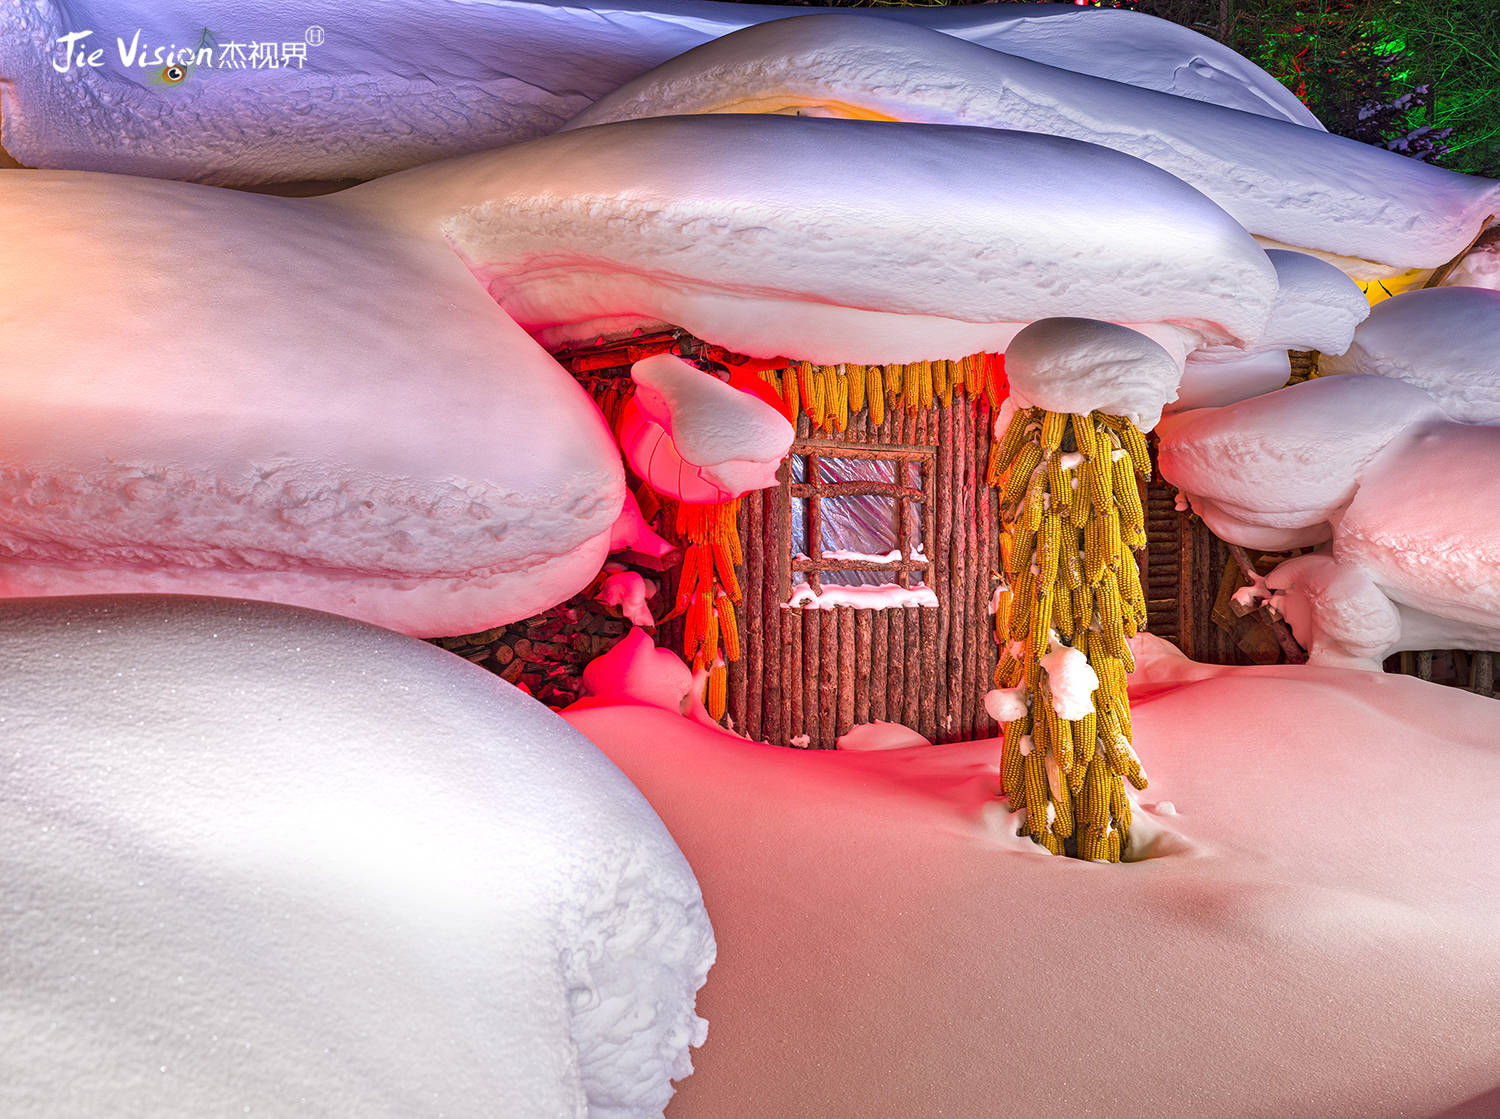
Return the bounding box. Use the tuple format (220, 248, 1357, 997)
(818, 457, 895, 485)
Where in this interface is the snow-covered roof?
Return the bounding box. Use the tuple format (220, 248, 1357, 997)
(566, 14, 1500, 274)
(344, 113, 1278, 361)
(0, 170, 624, 635)
(0, 1, 1316, 185)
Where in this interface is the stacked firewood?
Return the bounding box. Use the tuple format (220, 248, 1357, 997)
(428, 582, 638, 709)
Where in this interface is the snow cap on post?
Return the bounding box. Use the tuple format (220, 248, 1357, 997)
(1005, 318, 1180, 431)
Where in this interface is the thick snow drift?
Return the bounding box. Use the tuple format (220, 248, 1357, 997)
(1156, 374, 1443, 550)
(0, 595, 715, 1119)
(1173, 249, 1369, 412)
(0, 1, 1315, 185)
(0, 169, 624, 637)
(1004, 317, 1181, 430)
(566, 14, 1499, 274)
(347, 114, 1278, 362)
(1160, 375, 1500, 666)
(565, 641, 1500, 1118)
(1321, 287, 1500, 423)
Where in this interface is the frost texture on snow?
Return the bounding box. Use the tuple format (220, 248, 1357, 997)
(0, 1, 1316, 186)
(564, 657, 1500, 1118)
(0, 596, 714, 1119)
(567, 15, 1496, 272)
(1161, 374, 1500, 666)
(347, 114, 1277, 364)
(1320, 287, 1500, 424)
(0, 171, 624, 637)
(1004, 318, 1182, 431)
(1172, 250, 1369, 412)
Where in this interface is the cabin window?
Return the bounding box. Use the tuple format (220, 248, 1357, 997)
(786, 439, 934, 600)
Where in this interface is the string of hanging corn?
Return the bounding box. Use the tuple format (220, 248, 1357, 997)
(990, 405, 1151, 862)
(763, 353, 1008, 431)
(673, 499, 744, 722)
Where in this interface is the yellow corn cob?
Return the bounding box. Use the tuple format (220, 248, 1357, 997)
(1079, 755, 1110, 838)
(932, 358, 949, 401)
(1022, 472, 1047, 533)
(1009, 572, 1034, 643)
(1069, 485, 1092, 529)
(712, 542, 741, 604)
(675, 544, 703, 609)
(1113, 450, 1145, 526)
(1031, 700, 1051, 753)
(1118, 419, 1152, 479)
(1040, 831, 1066, 855)
(707, 661, 727, 721)
(1006, 524, 1036, 579)
(1056, 588, 1076, 641)
(1062, 545, 1084, 591)
(1029, 590, 1054, 658)
(1084, 454, 1112, 514)
(1024, 749, 1050, 838)
(1048, 460, 1071, 508)
(1072, 581, 1093, 634)
(1098, 586, 1127, 658)
(867, 367, 885, 426)
(1120, 641, 1136, 675)
(1111, 779, 1132, 840)
(1072, 711, 1097, 781)
(700, 594, 719, 663)
(996, 649, 1021, 689)
(1103, 506, 1123, 570)
(1084, 515, 1109, 586)
(1047, 698, 1074, 773)
(1072, 413, 1098, 459)
(716, 593, 741, 661)
(964, 353, 983, 397)
(993, 589, 1013, 644)
(904, 362, 920, 411)
(920, 360, 935, 408)
(1001, 719, 1027, 805)
(1116, 553, 1144, 612)
(1002, 442, 1043, 506)
(1001, 653, 1024, 689)
(847, 363, 865, 414)
(1037, 514, 1061, 591)
(886, 361, 903, 395)
(993, 407, 1033, 472)
(1041, 410, 1067, 451)
(1052, 769, 1075, 838)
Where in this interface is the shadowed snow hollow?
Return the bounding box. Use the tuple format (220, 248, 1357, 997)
(0, 595, 715, 1119)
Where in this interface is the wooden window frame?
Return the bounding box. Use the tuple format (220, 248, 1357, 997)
(778, 437, 937, 602)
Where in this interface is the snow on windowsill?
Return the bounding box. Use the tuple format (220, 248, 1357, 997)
(784, 581, 938, 610)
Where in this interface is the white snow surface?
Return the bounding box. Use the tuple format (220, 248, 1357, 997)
(563, 14, 1498, 272)
(0, 169, 624, 637)
(1320, 287, 1500, 424)
(786, 581, 938, 610)
(1039, 642, 1099, 721)
(344, 114, 1278, 363)
(1442, 235, 1500, 290)
(1004, 318, 1183, 431)
(597, 569, 656, 627)
(835, 721, 931, 752)
(1156, 375, 1444, 550)
(0, 2, 1316, 186)
(565, 644, 1500, 1118)
(983, 685, 1029, 725)
(1172, 250, 1368, 412)
(0, 595, 715, 1119)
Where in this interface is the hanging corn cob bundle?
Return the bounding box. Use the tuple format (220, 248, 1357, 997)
(673, 498, 744, 721)
(771, 353, 1007, 432)
(990, 404, 1150, 862)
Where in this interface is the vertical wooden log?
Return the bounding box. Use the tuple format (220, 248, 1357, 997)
(854, 609, 873, 728)
(936, 403, 957, 741)
(777, 457, 794, 609)
(764, 482, 785, 745)
(871, 609, 889, 723)
(732, 490, 756, 738)
(980, 399, 1001, 726)
(968, 398, 988, 738)
(904, 605, 922, 729)
(788, 606, 804, 746)
(837, 606, 856, 739)
(888, 607, 905, 725)
(803, 605, 822, 748)
(919, 606, 938, 742)
(820, 607, 839, 747)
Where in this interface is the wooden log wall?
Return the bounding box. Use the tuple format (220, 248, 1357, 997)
(728, 398, 1001, 749)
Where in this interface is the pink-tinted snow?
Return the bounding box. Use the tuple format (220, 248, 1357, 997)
(566, 639, 1500, 1118)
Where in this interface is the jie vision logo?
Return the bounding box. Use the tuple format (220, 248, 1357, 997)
(51, 26, 325, 86)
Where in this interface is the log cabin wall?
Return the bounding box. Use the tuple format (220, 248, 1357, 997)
(728, 401, 1003, 750)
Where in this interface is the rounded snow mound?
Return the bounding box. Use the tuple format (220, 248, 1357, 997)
(1320, 286, 1500, 423)
(0, 595, 714, 1119)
